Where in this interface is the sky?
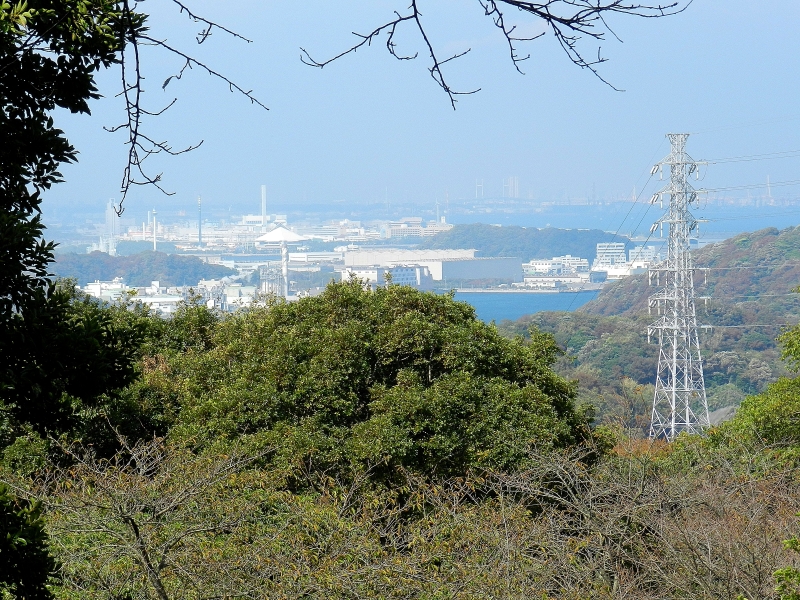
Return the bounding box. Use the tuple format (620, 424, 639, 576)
(42, 0, 800, 234)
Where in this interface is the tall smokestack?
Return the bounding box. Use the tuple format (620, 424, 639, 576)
(261, 185, 267, 228)
(198, 195, 202, 247)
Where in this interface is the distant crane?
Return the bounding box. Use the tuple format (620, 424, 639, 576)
(647, 133, 710, 440)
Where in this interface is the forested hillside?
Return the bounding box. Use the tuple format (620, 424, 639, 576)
(53, 251, 236, 286)
(585, 226, 800, 319)
(500, 226, 800, 427)
(5, 281, 800, 599)
(417, 223, 630, 262)
(7, 0, 800, 596)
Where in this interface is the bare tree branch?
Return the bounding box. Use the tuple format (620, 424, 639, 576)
(301, 0, 689, 107)
(113, 1, 267, 215)
(167, 0, 253, 44)
(302, 1, 480, 110)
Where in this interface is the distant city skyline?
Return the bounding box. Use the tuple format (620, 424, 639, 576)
(42, 1, 800, 239)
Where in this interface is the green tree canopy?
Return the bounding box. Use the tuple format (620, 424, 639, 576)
(130, 281, 588, 483)
(717, 320, 800, 448)
(0, 483, 55, 599)
(1, 0, 141, 316)
(1, 1, 147, 449)
(52, 251, 236, 287)
(0, 283, 166, 458)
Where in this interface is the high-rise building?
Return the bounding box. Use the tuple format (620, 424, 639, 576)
(104, 199, 119, 256)
(593, 243, 627, 269)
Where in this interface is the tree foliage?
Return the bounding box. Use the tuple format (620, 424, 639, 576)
(15, 435, 800, 600)
(4, 2, 800, 597)
(417, 223, 629, 263)
(0, 483, 55, 599)
(125, 281, 587, 483)
(0, 274, 797, 598)
(0, 283, 152, 446)
(52, 250, 236, 287)
(0, 0, 142, 318)
(0, 0, 148, 453)
(36, 437, 263, 600)
(0, 284, 222, 459)
(777, 532, 800, 600)
(714, 316, 800, 449)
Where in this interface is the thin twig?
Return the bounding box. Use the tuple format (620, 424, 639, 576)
(300, 0, 688, 106)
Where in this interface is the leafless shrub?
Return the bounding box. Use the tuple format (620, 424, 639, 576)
(4, 435, 797, 599)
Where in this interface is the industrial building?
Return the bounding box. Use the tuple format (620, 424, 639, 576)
(523, 254, 590, 276)
(437, 257, 521, 283)
(628, 245, 662, 264)
(592, 242, 628, 269)
(343, 265, 434, 290)
(593, 242, 663, 280)
(344, 249, 521, 283)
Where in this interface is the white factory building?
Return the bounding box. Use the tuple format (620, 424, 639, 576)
(524, 255, 590, 276)
(590, 243, 664, 280)
(628, 245, 662, 265)
(343, 265, 434, 290)
(344, 249, 522, 283)
(592, 243, 628, 270)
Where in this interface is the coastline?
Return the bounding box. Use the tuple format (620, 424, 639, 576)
(441, 287, 602, 294)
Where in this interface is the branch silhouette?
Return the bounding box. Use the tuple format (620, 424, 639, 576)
(301, 0, 687, 107)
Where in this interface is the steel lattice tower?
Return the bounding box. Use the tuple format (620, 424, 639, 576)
(647, 133, 710, 440)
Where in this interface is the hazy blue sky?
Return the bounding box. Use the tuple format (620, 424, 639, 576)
(43, 0, 800, 229)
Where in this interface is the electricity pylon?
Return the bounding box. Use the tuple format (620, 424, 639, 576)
(647, 133, 710, 440)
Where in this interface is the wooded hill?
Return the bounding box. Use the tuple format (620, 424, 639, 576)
(585, 226, 800, 320)
(499, 226, 800, 428)
(7, 4, 800, 595)
(53, 251, 236, 287)
(5, 281, 800, 599)
(417, 223, 631, 262)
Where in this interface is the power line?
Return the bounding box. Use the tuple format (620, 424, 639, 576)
(565, 173, 656, 311)
(700, 210, 800, 222)
(699, 178, 800, 193)
(696, 263, 800, 270)
(709, 293, 800, 299)
(564, 140, 669, 312)
(703, 324, 797, 329)
(706, 149, 800, 164)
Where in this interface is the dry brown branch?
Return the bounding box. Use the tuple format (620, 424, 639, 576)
(3, 436, 797, 598)
(13, 436, 269, 599)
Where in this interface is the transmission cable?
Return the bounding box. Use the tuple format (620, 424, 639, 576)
(699, 210, 800, 223)
(700, 178, 800, 193)
(705, 149, 800, 164)
(562, 140, 671, 311)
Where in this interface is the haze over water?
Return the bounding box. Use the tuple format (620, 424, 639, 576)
(41, 0, 800, 239)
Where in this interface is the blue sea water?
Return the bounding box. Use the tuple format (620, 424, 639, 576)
(453, 291, 599, 323)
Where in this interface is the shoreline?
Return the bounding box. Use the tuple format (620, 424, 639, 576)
(445, 288, 601, 294)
